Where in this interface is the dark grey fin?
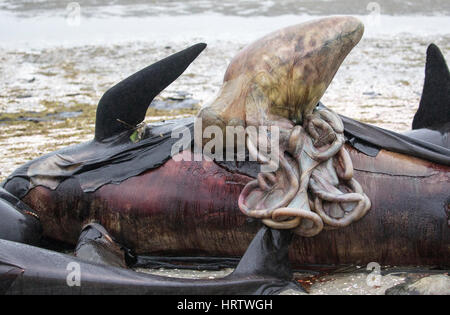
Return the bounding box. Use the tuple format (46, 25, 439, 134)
(0, 264, 23, 295)
(0, 188, 41, 246)
(229, 226, 294, 281)
(75, 223, 134, 268)
(95, 43, 207, 140)
(412, 44, 450, 130)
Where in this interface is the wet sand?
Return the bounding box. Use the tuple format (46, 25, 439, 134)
(137, 267, 448, 295)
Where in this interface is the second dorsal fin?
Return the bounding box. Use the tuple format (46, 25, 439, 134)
(95, 43, 207, 141)
(412, 44, 450, 130)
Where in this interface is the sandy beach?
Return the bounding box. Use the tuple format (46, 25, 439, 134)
(0, 0, 449, 294)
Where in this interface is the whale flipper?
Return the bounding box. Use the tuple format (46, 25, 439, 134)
(229, 226, 294, 281)
(95, 43, 206, 141)
(0, 188, 41, 246)
(412, 44, 450, 130)
(75, 223, 133, 268)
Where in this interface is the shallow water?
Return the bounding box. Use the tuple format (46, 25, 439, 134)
(1, 0, 449, 17)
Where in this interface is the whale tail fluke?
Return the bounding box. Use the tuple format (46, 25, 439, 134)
(95, 43, 207, 141)
(412, 44, 450, 130)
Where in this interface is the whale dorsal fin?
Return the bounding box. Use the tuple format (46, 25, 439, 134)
(412, 44, 450, 130)
(95, 43, 207, 141)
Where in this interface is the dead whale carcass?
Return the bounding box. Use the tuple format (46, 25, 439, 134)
(1, 17, 449, 269)
(0, 225, 300, 295)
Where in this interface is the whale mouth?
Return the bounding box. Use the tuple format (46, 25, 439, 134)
(196, 16, 370, 237)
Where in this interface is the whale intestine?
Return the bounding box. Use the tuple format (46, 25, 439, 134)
(238, 106, 371, 237)
(196, 16, 371, 236)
